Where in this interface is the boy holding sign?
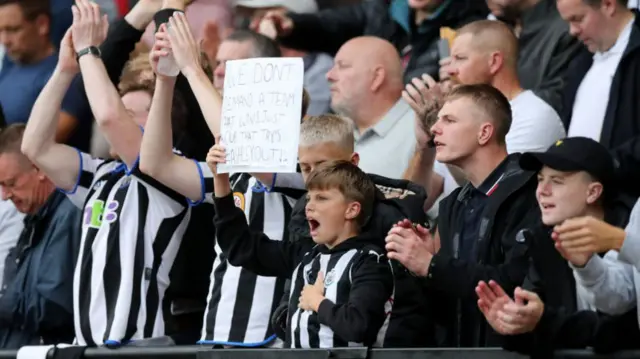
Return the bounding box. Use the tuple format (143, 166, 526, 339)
(215, 114, 435, 348)
(208, 155, 394, 348)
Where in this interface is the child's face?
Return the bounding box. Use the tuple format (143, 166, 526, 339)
(298, 143, 358, 183)
(305, 187, 359, 247)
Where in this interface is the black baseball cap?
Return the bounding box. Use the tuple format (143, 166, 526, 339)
(519, 137, 615, 186)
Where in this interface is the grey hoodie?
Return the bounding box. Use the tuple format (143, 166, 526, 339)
(573, 199, 640, 326)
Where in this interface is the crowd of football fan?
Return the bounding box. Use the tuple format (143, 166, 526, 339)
(0, 0, 640, 356)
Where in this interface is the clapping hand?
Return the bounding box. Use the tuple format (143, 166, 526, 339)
(553, 216, 626, 258)
(58, 29, 79, 74)
(402, 74, 444, 149)
(71, 0, 109, 52)
(476, 281, 544, 335)
(166, 12, 201, 78)
(385, 219, 438, 277)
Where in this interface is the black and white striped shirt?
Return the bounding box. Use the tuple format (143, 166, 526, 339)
(199, 173, 302, 347)
(63, 152, 191, 346)
(213, 192, 395, 349)
(288, 244, 394, 348)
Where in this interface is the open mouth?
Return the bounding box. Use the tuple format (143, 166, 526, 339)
(541, 203, 556, 210)
(308, 219, 320, 235)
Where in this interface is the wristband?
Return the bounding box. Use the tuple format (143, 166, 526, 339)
(76, 46, 101, 61)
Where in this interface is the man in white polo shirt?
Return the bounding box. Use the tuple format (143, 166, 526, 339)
(557, 0, 640, 201)
(326, 36, 415, 179)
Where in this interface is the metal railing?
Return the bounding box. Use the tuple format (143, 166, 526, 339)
(3, 346, 640, 359)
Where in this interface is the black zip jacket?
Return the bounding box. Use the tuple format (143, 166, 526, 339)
(503, 199, 640, 356)
(429, 153, 539, 347)
(213, 193, 393, 347)
(273, 173, 435, 347)
(278, 0, 488, 83)
(561, 10, 640, 201)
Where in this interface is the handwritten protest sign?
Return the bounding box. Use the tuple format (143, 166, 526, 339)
(217, 57, 304, 174)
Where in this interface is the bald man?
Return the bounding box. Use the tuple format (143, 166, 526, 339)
(446, 20, 565, 154)
(327, 36, 415, 179)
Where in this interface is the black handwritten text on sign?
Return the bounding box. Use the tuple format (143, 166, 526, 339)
(219, 58, 303, 174)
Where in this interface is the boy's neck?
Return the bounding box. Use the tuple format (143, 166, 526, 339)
(325, 227, 360, 250)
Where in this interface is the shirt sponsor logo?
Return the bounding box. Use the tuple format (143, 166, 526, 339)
(84, 200, 120, 228)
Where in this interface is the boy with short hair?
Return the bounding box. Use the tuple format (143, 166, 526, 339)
(209, 156, 394, 348)
(265, 114, 432, 347)
(476, 137, 638, 355)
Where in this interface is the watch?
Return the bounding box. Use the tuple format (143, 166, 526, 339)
(76, 46, 101, 60)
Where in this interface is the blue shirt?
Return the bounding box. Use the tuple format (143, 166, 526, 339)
(0, 55, 58, 126)
(0, 55, 92, 152)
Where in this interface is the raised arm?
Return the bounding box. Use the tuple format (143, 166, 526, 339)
(72, 0, 141, 170)
(167, 12, 222, 137)
(209, 147, 305, 277)
(139, 31, 209, 203)
(21, 30, 82, 192)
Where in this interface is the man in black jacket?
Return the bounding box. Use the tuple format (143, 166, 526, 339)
(252, 0, 488, 83)
(476, 137, 639, 356)
(385, 84, 539, 347)
(558, 0, 640, 201)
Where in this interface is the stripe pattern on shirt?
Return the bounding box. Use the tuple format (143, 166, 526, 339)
(200, 173, 297, 346)
(65, 152, 190, 346)
(288, 247, 394, 348)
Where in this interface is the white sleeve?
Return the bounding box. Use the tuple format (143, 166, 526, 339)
(618, 199, 640, 271)
(59, 150, 116, 208)
(572, 251, 637, 315)
(506, 94, 566, 154)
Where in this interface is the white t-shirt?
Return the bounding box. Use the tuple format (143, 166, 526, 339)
(507, 90, 565, 153)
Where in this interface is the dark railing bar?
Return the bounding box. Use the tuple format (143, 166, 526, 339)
(1, 346, 639, 359)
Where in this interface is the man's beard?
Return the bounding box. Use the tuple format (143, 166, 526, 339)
(330, 102, 354, 120)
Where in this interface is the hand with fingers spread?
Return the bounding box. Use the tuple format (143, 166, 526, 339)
(71, 0, 109, 51)
(385, 219, 436, 277)
(58, 29, 79, 74)
(402, 74, 444, 149)
(299, 272, 326, 312)
(476, 280, 513, 334)
(553, 216, 626, 256)
(166, 12, 201, 77)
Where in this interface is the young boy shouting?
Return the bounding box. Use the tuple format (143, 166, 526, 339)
(208, 151, 394, 348)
